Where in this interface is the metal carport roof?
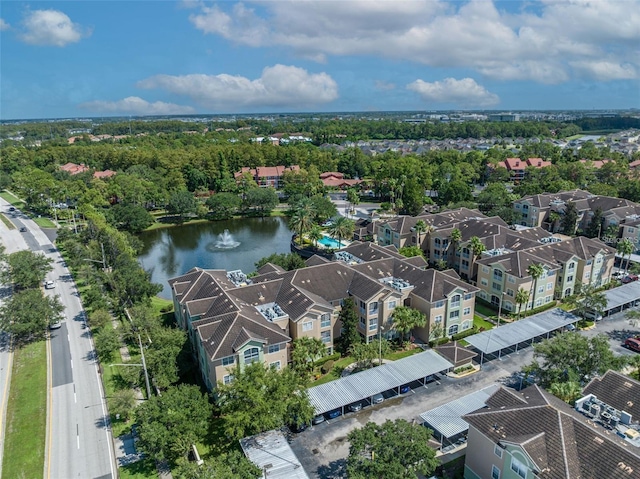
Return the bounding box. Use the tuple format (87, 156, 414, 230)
(240, 430, 310, 479)
(465, 308, 579, 354)
(419, 384, 500, 439)
(306, 350, 453, 415)
(603, 282, 640, 312)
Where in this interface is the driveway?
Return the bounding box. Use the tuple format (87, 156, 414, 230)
(581, 308, 640, 357)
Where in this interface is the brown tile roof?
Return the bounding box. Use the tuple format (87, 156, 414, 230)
(435, 341, 477, 366)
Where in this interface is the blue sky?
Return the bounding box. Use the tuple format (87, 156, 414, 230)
(1, 0, 639, 120)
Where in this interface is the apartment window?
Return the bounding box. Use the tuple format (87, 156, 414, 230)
(481, 279, 488, 286)
(568, 263, 575, 271)
(223, 374, 234, 385)
(267, 344, 280, 354)
(535, 298, 543, 307)
(482, 266, 490, 274)
(567, 275, 574, 282)
(369, 302, 379, 314)
(221, 356, 234, 367)
(545, 296, 552, 303)
(547, 270, 555, 276)
(435, 300, 445, 308)
(493, 269, 503, 280)
(302, 321, 313, 332)
(388, 300, 397, 309)
(434, 315, 443, 324)
(462, 248, 470, 258)
(461, 260, 469, 269)
(462, 320, 471, 330)
(448, 324, 459, 335)
(510, 458, 527, 479)
(538, 285, 544, 294)
(321, 331, 331, 344)
(492, 282, 502, 291)
(492, 465, 501, 479)
(464, 293, 474, 300)
(585, 272, 591, 279)
(449, 310, 460, 320)
(506, 288, 514, 297)
(463, 307, 471, 315)
(244, 347, 260, 365)
(359, 317, 366, 328)
(451, 294, 461, 308)
(435, 238, 441, 245)
(269, 361, 281, 371)
(507, 275, 516, 284)
(320, 314, 331, 328)
(547, 283, 553, 291)
(522, 204, 529, 210)
(596, 257, 602, 264)
(369, 317, 378, 331)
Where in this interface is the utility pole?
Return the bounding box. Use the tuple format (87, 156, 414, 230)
(124, 308, 152, 399)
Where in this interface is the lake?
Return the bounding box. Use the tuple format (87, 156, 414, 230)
(138, 217, 293, 299)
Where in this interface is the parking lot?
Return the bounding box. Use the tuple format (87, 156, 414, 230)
(289, 310, 640, 479)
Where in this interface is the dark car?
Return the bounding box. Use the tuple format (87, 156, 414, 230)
(399, 384, 411, 394)
(289, 420, 309, 433)
(348, 402, 362, 412)
(312, 414, 325, 425)
(326, 409, 342, 419)
(19, 226, 27, 232)
(9, 207, 15, 211)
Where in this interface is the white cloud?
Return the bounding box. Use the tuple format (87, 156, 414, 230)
(0, 18, 10, 31)
(19, 9, 89, 47)
(569, 60, 637, 81)
(188, 0, 640, 83)
(375, 80, 396, 91)
(137, 64, 338, 110)
(407, 78, 500, 107)
(79, 97, 196, 115)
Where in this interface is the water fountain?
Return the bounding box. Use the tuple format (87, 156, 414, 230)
(214, 229, 240, 249)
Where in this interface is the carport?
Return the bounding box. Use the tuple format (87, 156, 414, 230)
(602, 282, 640, 316)
(419, 384, 499, 449)
(306, 350, 453, 415)
(465, 308, 580, 366)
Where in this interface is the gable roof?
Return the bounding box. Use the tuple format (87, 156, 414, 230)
(583, 371, 640, 421)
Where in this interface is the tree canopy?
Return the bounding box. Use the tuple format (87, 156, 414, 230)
(346, 419, 438, 479)
(2, 250, 53, 290)
(0, 288, 64, 343)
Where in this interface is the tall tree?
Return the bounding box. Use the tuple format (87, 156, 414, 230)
(515, 288, 530, 319)
(336, 297, 360, 355)
(347, 419, 438, 479)
(173, 450, 261, 479)
(328, 216, 355, 248)
(526, 263, 545, 311)
(390, 306, 426, 343)
(413, 219, 427, 247)
(448, 228, 462, 267)
(167, 190, 198, 222)
(289, 198, 316, 245)
(135, 384, 213, 462)
(205, 192, 241, 220)
(216, 363, 314, 440)
(560, 201, 579, 236)
(2, 250, 53, 290)
(308, 224, 323, 249)
(0, 288, 64, 344)
(291, 336, 326, 379)
(585, 207, 604, 238)
(617, 238, 635, 273)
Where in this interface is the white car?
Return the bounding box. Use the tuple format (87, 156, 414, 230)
(45, 280, 55, 289)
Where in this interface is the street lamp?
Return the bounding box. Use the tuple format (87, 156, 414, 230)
(497, 291, 507, 327)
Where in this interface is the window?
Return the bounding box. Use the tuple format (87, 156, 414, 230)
(567, 275, 574, 282)
(507, 275, 516, 284)
(451, 294, 461, 308)
(461, 259, 469, 269)
(462, 248, 470, 258)
(321, 331, 331, 343)
(302, 321, 313, 331)
(585, 272, 591, 279)
(269, 361, 281, 370)
(464, 293, 474, 300)
(462, 320, 471, 330)
(492, 465, 501, 479)
(221, 356, 234, 367)
(510, 457, 527, 478)
(492, 282, 502, 291)
(547, 283, 553, 291)
(449, 310, 460, 319)
(434, 315, 443, 324)
(435, 300, 444, 308)
(568, 263, 575, 271)
(481, 279, 488, 286)
(494, 445, 503, 458)
(369, 302, 378, 314)
(493, 269, 503, 280)
(320, 314, 331, 328)
(545, 296, 551, 303)
(359, 317, 366, 328)
(267, 344, 280, 354)
(507, 288, 514, 297)
(448, 324, 459, 335)
(369, 317, 378, 331)
(482, 266, 490, 274)
(223, 374, 234, 385)
(535, 298, 543, 307)
(244, 347, 260, 365)
(538, 285, 544, 294)
(463, 307, 471, 315)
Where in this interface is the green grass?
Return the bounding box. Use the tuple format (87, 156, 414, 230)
(0, 190, 24, 207)
(2, 341, 47, 479)
(31, 216, 56, 228)
(0, 213, 15, 229)
(474, 304, 496, 317)
(558, 302, 575, 312)
(119, 457, 158, 479)
(385, 347, 423, 361)
(473, 315, 494, 330)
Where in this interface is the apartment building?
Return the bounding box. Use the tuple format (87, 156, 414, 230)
(235, 165, 300, 189)
(496, 157, 552, 182)
(169, 242, 477, 389)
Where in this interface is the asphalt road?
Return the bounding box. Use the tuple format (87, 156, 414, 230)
(0, 202, 115, 479)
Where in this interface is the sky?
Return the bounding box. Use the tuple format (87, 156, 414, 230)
(1, 0, 639, 120)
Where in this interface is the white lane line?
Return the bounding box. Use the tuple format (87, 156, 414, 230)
(77, 424, 80, 449)
(74, 384, 76, 403)
(70, 359, 73, 369)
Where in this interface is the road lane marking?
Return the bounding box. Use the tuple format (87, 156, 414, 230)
(74, 384, 76, 403)
(0, 335, 14, 462)
(77, 424, 80, 449)
(46, 331, 53, 478)
(70, 359, 73, 369)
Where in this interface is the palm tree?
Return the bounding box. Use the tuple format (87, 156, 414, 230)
(414, 220, 427, 247)
(548, 210, 561, 232)
(527, 263, 545, 312)
(549, 381, 582, 405)
(289, 198, 315, 245)
(468, 235, 486, 279)
(449, 228, 462, 268)
(617, 238, 634, 273)
(515, 288, 530, 319)
(308, 224, 323, 249)
(328, 216, 355, 248)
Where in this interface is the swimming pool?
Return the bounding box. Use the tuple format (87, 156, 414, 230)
(318, 235, 344, 249)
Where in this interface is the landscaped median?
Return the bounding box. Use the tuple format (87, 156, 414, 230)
(2, 340, 47, 479)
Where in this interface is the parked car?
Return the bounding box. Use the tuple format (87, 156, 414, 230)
(45, 280, 55, 289)
(622, 274, 639, 284)
(348, 402, 362, 412)
(372, 393, 384, 404)
(49, 321, 62, 330)
(584, 310, 603, 321)
(312, 414, 325, 425)
(564, 324, 577, 332)
(625, 337, 640, 353)
(399, 384, 411, 394)
(612, 271, 626, 280)
(326, 409, 342, 419)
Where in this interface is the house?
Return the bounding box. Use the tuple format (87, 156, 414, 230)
(169, 242, 478, 389)
(464, 381, 640, 479)
(235, 165, 300, 189)
(495, 158, 552, 182)
(319, 171, 363, 189)
(59, 162, 117, 179)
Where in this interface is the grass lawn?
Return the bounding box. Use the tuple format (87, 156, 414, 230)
(0, 190, 24, 207)
(558, 302, 575, 312)
(0, 213, 14, 229)
(474, 303, 496, 317)
(2, 341, 47, 479)
(119, 457, 157, 479)
(473, 315, 494, 330)
(31, 216, 56, 228)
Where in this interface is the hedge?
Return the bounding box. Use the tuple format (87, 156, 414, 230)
(452, 326, 479, 342)
(314, 353, 340, 368)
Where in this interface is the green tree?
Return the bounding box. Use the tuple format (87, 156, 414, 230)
(216, 363, 314, 440)
(289, 198, 316, 245)
(110, 389, 137, 421)
(346, 419, 438, 479)
(618, 238, 635, 273)
(585, 207, 604, 239)
(524, 333, 625, 387)
(347, 188, 360, 213)
(205, 192, 241, 220)
(308, 224, 323, 249)
(309, 195, 337, 223)
(291, 336, 326, 379)
(336, 297, 360, 355)
(560, 201, 578, 236)
(94, 327, 121, 362)
(391, 306, 426, 343)
(167, 190, 198, 222)
(567, 284, 607, 319)
(254, 253, 305, 271)
(0, 288, 64, 343)
(244, 187, 278, 216)
(89, 309, 112, 330)
(526, 263, 545, 312)
(106, 203, 154, 233)
(328, 216, 355, 247)
(549, 380, 582, 405)
(413, 219, 427, 247)
(515, 288, 530, 319)
(350, 340, 388, 369)
(135, 384, 213, 461)
(449, 228, 462, 267)
(173, 450, 261, 479)
(398, 246, 424, 258)
(2, 250, 53, 290)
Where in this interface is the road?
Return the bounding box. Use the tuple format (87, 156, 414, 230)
(0, 202, 115, 479)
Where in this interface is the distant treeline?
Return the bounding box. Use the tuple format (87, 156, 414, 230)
(571, 116, 640, 132)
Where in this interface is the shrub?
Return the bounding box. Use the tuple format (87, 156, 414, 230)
(160, 304, 174, 313)
(452, 326, 479, 342)
(314, 352, 340, 368)
(321, 360, 334, 375)
(429, 337, 450, 348)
